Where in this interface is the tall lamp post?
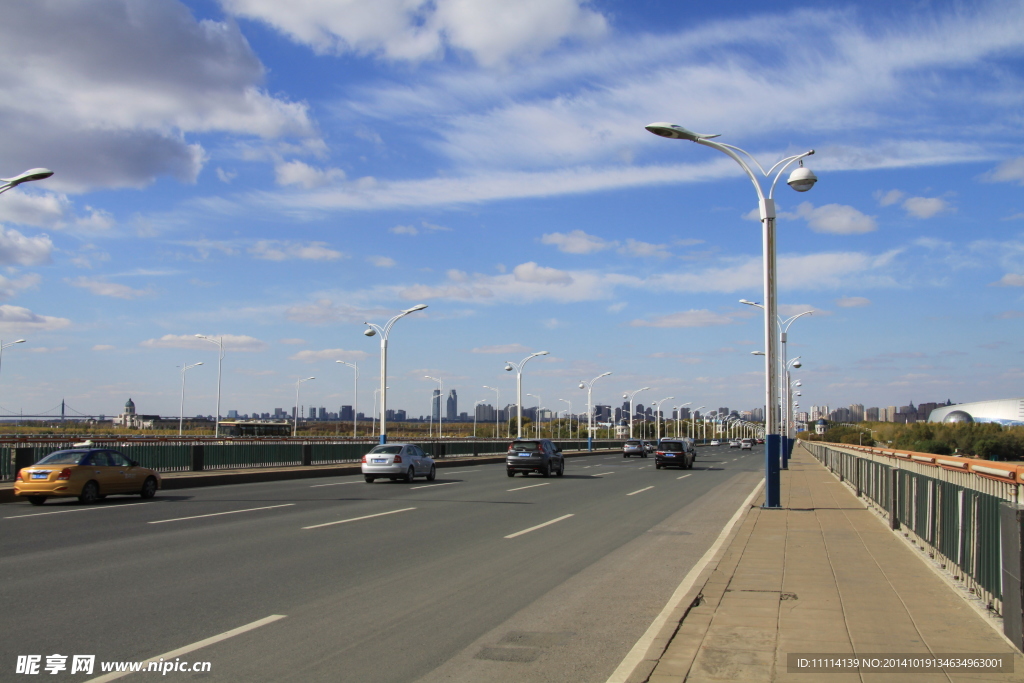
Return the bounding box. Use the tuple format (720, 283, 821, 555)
(504, 351, 549, 438)
(0, 338, 26, 385)
(652, 396, 674, 441)
(579, 371, 611, 451)
(690, 405, 705, 439)
(336, 360, 358, 438)
(364, 304, 428, 444)
(194, 334, 224, 437)
(558, 398, 572, 440)
(622, 387, 650, 439)
(673, 402, 691, 438)
(293, 376, 315, 437)
(0, 168, 53, 196)
(424, 375, 443, 438)
(646, 121, 817, 508)
(178, 361, 204, 436)
(527, 393, 542, 438)
(483, 385, 500, 439)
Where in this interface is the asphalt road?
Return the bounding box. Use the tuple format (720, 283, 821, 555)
(1, 445, 764, 682)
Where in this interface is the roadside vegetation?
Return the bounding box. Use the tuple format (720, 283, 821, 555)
(799, 421, 1024, 461)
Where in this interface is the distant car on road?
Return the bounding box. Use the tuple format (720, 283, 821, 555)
(655, 439, 695, 470)
(507, 439, 564, 477)
(756, 438, 765, 444)
(643, 440, 657, 456)
(729, 439, 740, 448)
(740, 439, 754, 450)
(710, 440, 721, 446)
(622, 439, 646, 458)
(362, 443, 435, 483)
(15, 447, 161, 505)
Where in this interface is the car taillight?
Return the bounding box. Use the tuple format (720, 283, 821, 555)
(57, 468, 72, 480)
(394, 455, 402, 463)
(361, 455, 367, 463)
(15, 469, 23, 481)
(657, 452, 665, 456)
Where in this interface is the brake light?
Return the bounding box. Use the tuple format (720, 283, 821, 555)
(394, 455, 402, 463)
(15, 469, 23, 481)
(361, 455, 367, 463)
(57, 468, 72, 480)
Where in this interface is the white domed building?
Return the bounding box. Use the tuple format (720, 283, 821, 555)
(928, 399, 1024, 426)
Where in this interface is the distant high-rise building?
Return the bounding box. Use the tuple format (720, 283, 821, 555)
(395, 409, 407, 421)
(432, 389, 441, 421)
(318, 407, 327, 420)
(340, 405, 353, 422)
(446, 389, 457, 421)
(865, 407, 879, 421)
(227, 410, 239, 418)
(308, 407, 316, 419)
(719, 407, 729, 418)
(849, 404, 864, 421)
(595, 405, 611, 422)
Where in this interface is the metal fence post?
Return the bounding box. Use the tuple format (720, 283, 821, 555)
(190, 445, 204, 472)
(999, 502, 1024, 652)
(889, 468, 900, 530)
(301, 444, 312, 466)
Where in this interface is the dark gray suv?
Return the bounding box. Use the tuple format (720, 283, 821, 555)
(506, 439, 564, 477)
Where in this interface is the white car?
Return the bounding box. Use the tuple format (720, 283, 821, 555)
(729, 439, 741, 448)
(740, 439, 754, 450)
(362, 443, 435, 483)
(710, 440, 721, 446)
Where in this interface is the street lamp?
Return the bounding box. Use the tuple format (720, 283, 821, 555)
(652, 396, 674, 441)
(424, 375, 443, 438)
(558, 398, 572, 439)
(673, 402, 691, 438)
(527, 393, 542, 438)
(293, 377, 315, 437)
(622, 387, 650, 439)
(505, 351, 549, 438)
(579, 371, 612, 450)
(647, 121, 817, 508)
(336, 360, 358, 438)
(364, 304, 428, 444)
(690, 405, 705, 439)
(178, 361, 204, 436)
(483, 385, 500, 438)
(0, 168, 53, 196)
(194, 334, 224, 437)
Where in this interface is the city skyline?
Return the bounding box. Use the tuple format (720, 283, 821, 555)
(0, 2, 1021, 419)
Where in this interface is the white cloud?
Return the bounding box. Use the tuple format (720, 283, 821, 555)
(607, 302, 627, 313)
(795, 202, 877, 235)
(0, 305, 71, 333)
(289, 348, 369, 362)
(367, 255, 396, 267)
(0, 2, 314, 192)
(982, 157, 1024, 186)
(512, 261, 573, 285)
(390, 225, 418, 236)
(275, 160, 346, 188)
(216, 168, 237, 183)
(541, 230, 610, 254)
(471, 343, 531, 354)
(875, 189, 905, 207)
(279, 338, 305, 345)
(618, 239, 669, 258)
(777, 304, 827, 317)
(0, 227, 52, 266)
(249, 240, 345, 261)
(629, 310, 736, 328)
(219, 0, 607, 66)
(285, 298, 380, 324)
(836, 296, 871, 307)
(0, 273, 41, 300)
(902, 196, 951, 219)
(92, 345, 115, 351)
(68, 277, 148, 300)
(139, 334, 269, 352)
(992, 274, 1024, 287)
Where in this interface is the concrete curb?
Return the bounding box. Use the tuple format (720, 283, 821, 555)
(0, 448, 618, 504)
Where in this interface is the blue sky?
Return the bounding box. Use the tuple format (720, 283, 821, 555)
(0, 0, 1022, 421)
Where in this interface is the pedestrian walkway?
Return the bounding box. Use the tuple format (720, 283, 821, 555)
(646, 444, 1024, 683)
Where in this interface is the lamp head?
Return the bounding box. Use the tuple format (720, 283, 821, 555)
(751, 351, 765, 356)
(13, 339, 25, 344)
(787, 161, 817, 192)
(1, 168, 54, 186)
(792, 360, 802, 368)
(645, 122, 720, 142)
(363, 328, 376, 337)
(505, 364, 513, 372)
(403, 303, 428, 314)
(794, 381, 802, 387)
(578, 382, 585, 389)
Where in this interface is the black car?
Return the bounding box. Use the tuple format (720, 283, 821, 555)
(655, 438, 696, 470)
(506, 439, 565, 477)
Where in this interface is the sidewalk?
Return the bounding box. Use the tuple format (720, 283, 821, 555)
(645, 444, 1024, 683)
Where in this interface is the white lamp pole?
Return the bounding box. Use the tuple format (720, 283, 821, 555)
(424, 375, 443, 438)
(527, 393, 541, 438)
(364, 304, 428, 445)
(179, 361, 204, 436)
(622, 387, 650, 439)
(0, 168, 53, 196)
(194, 334, 224, 437)
(673, 402, 691, 438)
(652, 396, 674, 441)
(646, 122, 816, 508)
(293, 377, 315, 437)
(558, 398, 572, 440)
(578, 371, 611, 450)
(504, 351, 549, 438)
(336, 360, 358, 438)
(690, 405, 704, 439)
(483, 385, 500, 439)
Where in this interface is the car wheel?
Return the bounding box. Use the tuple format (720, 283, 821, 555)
(405, 467, 415, 483)
(140, 477, 158, 499)
(27, 495, 46, 506)
(78, 481, 100, 504)
(427, 465, 436, 482)
(541, 464, 550, 478)
(522, 471, 529, 477)
(507, 469, 515, 477)
(364, 475, 375, 483)
(556, 460, 564, 477)
(623, 452, 629, 458)
(655, 463, 661, 469)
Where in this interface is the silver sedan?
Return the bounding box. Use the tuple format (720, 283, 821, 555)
(362, 443, 436, 483)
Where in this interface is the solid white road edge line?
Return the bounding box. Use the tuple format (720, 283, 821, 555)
(626, 486, 654, 496)
(410, 482, 459, 490)
(604, 478, 766, 683)
(677, 474, 692, 480)
(504, 513, 574, 539)
(149, 504, 295, 524)
(85, 614, 286, 683)
(507, 483, 550, 491)
(5, 501, 162, 519)
(592, 472, 614, 477)
(303, 507, 416, 530)
(309, 481, 361, 488)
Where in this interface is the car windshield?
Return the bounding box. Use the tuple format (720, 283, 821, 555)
(368, 446, 403, 455)
(35, 450, 88, 465)
(510, 441, 541, 451)
(625, 441, 641, 446)
(660, 442, 683, 452)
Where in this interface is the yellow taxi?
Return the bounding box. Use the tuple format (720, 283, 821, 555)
(15, 446, 161, 505)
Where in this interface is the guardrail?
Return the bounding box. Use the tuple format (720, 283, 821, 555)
(1, 437, 626, 478)
(802, 441, 1012, 619)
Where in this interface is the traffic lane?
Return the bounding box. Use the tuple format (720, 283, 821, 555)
(1, 453, 751, 677)
(109, 468, 764, 682)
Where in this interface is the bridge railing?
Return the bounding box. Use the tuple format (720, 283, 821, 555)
(802, 440, 1017, 620)
(1, 437, 625, 478)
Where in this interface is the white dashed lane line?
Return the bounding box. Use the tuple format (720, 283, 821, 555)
(149, 504, 295, 525)
(592, 472, 614, 477)
(505, 514, 574, 539)
(507, 483, 550, 492)
(303, 507, 416, 530)
(310, 481, 361, 488)
(5, 501, 163, 519)
(409, 482, 459, 490)
(677, 474, 693, 480)
(626, 486, 654, 496)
